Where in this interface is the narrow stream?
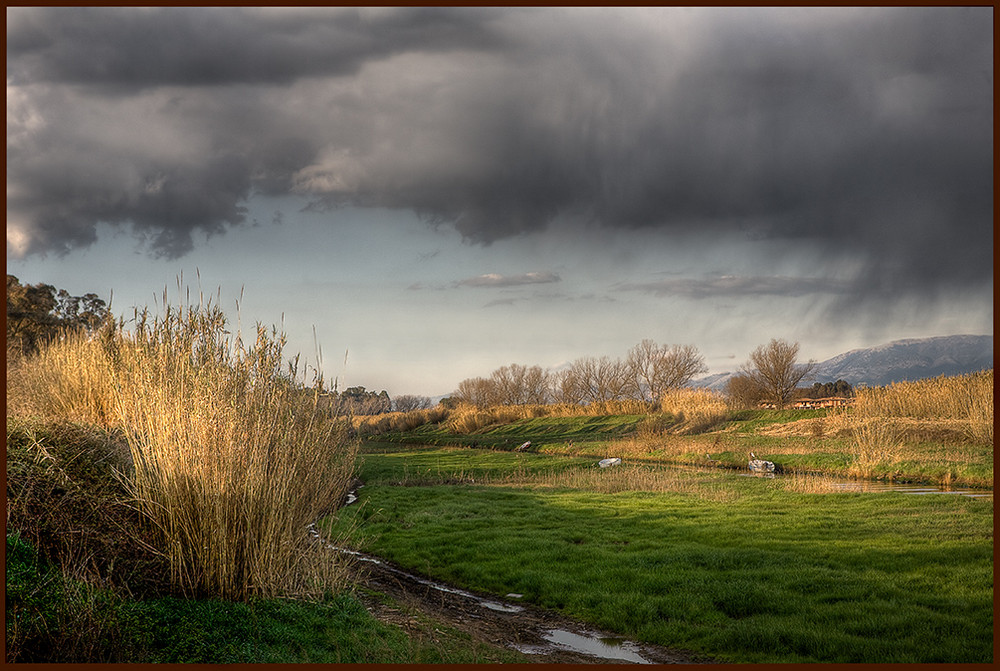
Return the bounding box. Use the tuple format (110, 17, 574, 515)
(648, 459, 992, 498)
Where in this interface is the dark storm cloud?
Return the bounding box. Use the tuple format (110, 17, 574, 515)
(7, 6, 992, 302)
(6, 6, 503, 88)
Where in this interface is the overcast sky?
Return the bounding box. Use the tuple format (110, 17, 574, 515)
(7, 6, 993, 397)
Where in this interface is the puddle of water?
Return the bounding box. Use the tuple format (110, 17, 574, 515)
(537, 628, 651, 664)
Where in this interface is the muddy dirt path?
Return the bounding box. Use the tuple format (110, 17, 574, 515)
(337, 547, 713, 664)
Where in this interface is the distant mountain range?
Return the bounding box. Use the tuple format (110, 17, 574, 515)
(692, 335, 994, 390)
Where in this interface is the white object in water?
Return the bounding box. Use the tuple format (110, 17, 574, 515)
(598, 457, 622, 468)
(748, 451, 776, 474)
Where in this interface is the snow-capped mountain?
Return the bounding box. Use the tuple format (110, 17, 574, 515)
(692, 335, 993, 390)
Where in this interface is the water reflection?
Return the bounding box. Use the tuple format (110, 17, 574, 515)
(513, 629, 652, 663)
(825, 481, 992, 498)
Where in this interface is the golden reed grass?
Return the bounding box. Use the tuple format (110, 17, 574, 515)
(6, 331, 117, 426)
(839, 370, 993, 478)
(438, 399, 657, 435)
(7, 301, 359, 601)
(658, 388, 729, 434)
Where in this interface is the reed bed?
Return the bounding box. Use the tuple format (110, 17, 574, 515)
(852, 371, 993, 443)
(354, 407, 449, 435)
(7, 299, 359, 601)
(658, 388, 730, 434)
(432, 393, 722, 437)
(839, 370, 993, 478)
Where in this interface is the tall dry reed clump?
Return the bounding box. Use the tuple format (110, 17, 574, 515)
(843, 370, 993, 477)
(107, 304, 358, 601)
(658, 388, 729, 434)
(8, 300, 359, 601)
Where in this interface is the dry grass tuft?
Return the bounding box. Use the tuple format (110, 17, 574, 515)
(756, 416, 853, 439)
(659, 389, 730, 434)
(836, 370, 993, 478)
(778, 472, 846, 494)
(7, 298, 359, 602)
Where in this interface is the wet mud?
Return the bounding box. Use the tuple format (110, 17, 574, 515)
(338, 547, 712, 664)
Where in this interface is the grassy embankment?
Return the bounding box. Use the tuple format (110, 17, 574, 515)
(325, 443, 993, 663)
(361, 374, 994, 488)
(5, 300, 525, 663)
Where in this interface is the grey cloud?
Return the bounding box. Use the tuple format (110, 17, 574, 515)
(6, 6, 992, 302)
(457, 272, 561, 288)
(6, 6, 505, 88)
(617, 275, 851, 299)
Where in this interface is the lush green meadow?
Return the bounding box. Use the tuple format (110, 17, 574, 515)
(326, 444, 994, 663)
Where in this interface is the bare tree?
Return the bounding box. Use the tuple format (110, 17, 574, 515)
(490, 364, 520, 405)
(657, 344, 709, 392)
(627, 340, 708, 402)
(560, 355, 630, 403)
(724, 374, 765, 409)
(553, 366, 587, 404)
(740, 339, 815, 409)
(456, 376, 493, 407)
(626, 339, 661, 401)
(393, 394, 432, 412)
(596, 356, 631, 401)
(521, 365, 552, 405)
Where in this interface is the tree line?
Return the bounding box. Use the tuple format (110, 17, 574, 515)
(455, 340, 709, 407)
(7, 274, 110, 356)
(456, 338, 849, 411)
(313, 385, 434, 415)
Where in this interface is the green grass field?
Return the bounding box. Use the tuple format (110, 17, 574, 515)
(324, 444, 994, 663)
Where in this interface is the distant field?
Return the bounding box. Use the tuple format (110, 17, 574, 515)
(365, 402, 993, 488)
